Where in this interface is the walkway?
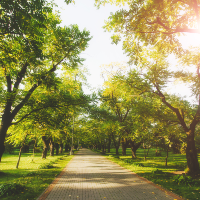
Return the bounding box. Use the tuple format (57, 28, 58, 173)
(37, 148, 182, 200)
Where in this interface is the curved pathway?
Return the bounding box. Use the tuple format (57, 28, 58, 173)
(37, 148, 183, 200)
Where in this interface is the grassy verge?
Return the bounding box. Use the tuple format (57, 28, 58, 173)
(93, 148, 200, 200)
(0, 150, 75, 200)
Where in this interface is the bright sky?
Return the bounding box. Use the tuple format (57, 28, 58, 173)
(55, 0, 200, 104)
(55, 0, 129, 94)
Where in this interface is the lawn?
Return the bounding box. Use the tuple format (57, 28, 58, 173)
(0, 150, 74, 200)
(93, 148, 200, 200)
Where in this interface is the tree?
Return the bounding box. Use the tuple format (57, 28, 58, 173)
(0, 0, 91, 161)
(100, 67, 155, 157)
(95, 0, 200, 175)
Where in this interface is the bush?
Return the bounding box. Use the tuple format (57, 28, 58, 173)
(151, 169, 164, 174)
(0, 183, 25, 197)
(134, 162, 144, 167)
(172, 175, 196, 186)
(124, 159, 134, 164)
(123, 159, 144, 167)
(38, 161, 54, 169)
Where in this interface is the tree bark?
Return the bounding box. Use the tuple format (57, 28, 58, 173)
(65, 143, 69, 152)
(165, 144, 169, 167)
(186, 130, 199, 175)
(55, 143, 59, 155)
(122, 138, 128, 156)
(107, 138, 111, 153)
(49, 138, 54, 156)
(121, 140, 126, 156)
(59, 143, 63, 154)
(112, 133, 120, 155)
(0, 117, 11, 161)
(42, 136, 50, 159)
(129, 140, 141, 159)
(16, 134, 28, 168)
(98, 142, 101, 150)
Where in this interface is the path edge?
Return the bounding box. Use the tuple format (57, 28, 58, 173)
(101, 153, 185, 200)
(36, 156, 74, 200)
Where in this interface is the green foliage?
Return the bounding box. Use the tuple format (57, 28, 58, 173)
(0, 183, 25, 197)
(123, 158, 134, 164)
(0, 0, 91, 162)
(4, 142, 14, 154)
(151, 169, 164, 174)
(123, 159, 144, 166)
(38, 161, 54, 169)
(172, 175, 196, 186)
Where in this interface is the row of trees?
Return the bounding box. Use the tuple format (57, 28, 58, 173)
(88, 0, 200, 175)
(1, 0, 200, 177)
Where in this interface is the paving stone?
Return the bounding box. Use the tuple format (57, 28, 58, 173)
(37, 148, 183, 200)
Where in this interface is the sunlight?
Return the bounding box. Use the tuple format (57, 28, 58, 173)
(179, 33, 200, 49)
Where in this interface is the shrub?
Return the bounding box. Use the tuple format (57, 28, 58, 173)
(134, 162, 144, 167)
(0, 183, 25, 197)
(172, 175, 196, 186)
(124, 159, 134, 164)
(151, 169, 164, 174)
(38, 161, 54, 169)
(123, 159, 144, 167)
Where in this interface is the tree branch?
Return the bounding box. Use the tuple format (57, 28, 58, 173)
(6, 75, 12, 93)
(14, 62, 28, 90)
(123, 108, 130, 122)
(153, 82, 189, 132)
(10, 83, 39, 120)
(9, 47, 75, 122)
(11, 100, 91, 125)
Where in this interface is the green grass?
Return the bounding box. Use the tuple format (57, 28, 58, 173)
(0, 150, 74, 200)
(93, 148, 200, 200)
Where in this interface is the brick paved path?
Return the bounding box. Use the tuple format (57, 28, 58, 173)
(37, 148, 182, 200)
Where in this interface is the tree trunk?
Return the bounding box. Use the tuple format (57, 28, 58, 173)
(98, 142, 101, 150)
(59, 143, 63, 154)
(0, 120, 10, 161)
(186, 130, 199, 175)
(55, 143, 59, 155)
(129, 140, 141, 159)
(65, 143, 69, 152)
(42, 136, 50, 159)
(111, 133, 120, 155)
(121, 138, 126, 156)
(131, 147, 137, 158)
(16, 147, 23, 169)
(147, 147, 150, 156)
(102, 143, 105, 154)
(165, 144, 169, 167)
(116, 147, 119, 155)
(16, 134, 28, 168)
(107, 138, 111, 153)
(32, 139, 36, 162)
(49, 138, 54, 156)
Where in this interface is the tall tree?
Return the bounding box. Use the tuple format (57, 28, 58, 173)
(0, 0, 91, 160)
(95, 0, 200, 175)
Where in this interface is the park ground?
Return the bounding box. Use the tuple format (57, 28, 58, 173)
(0, 148, 199, 200)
